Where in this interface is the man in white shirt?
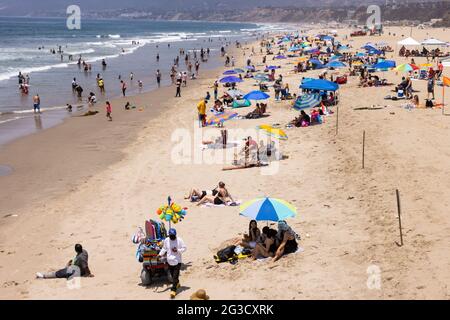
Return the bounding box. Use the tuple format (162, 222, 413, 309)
(159, 228, 187, 298)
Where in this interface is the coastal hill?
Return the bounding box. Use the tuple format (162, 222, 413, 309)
(1, 0, 448, 26)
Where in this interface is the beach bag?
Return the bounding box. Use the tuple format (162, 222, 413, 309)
(425, 99, 434, 108)
(336, 76, 347, 84)
(132, 227, 146, 244)
(214, 245, 237, 263)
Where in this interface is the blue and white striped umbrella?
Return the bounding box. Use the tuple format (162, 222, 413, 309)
(240, 197, 297, 222)
(293, 94, 321, 110)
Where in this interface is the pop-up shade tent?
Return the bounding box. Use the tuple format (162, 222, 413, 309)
(397, 37, 420, 46)
(421, 38, 447, 46)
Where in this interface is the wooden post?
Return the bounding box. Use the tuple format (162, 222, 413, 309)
(396, 189, 404, 246)
(442, 85, 445, 116)
(335, 105, 339, 136)
(362, 130, 366, 169)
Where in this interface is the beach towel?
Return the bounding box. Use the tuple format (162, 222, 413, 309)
(200, 141, 240, 150)
(201, 200, 242, 208)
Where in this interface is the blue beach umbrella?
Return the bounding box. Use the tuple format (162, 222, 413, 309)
(274, 55, 287, 59)
(223, 69, 237, 75)
(234, 68, 246, 73)
(219, 76, 243, 83)
(243, 90, 270, 100)
(265, 65, 279, 70)
(299, 79, 339, 91)
(326, 61, 347, 68)
(373, 60, 396, 70)
(293, 94, 321, 110)
(239, 197, 297, 222)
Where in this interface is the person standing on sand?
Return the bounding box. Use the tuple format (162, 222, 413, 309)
(213, 80, 219, 100)
(33, 94, 41, 114)
(156, 53, 159, 62)
(106, 101, 112, 121)
(197, 98, 207, 127)
(175, 79, 182, 97)
(121, 80, 127, 97)
(156, 69, 162, 87)
(159, 228, 186, 299)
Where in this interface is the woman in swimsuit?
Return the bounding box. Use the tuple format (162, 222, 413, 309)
(251, 229, 277, 260)
(185, 182, 233, 205)
(195, 182, 234, 206)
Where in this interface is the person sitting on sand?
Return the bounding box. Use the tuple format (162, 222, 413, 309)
(273, 221, 298, 262)
(36, 244, 93, 279)
(213, 100, 224, 113)
(240, 220, 261, 249)
(245, 103, 262, 119)
(195, 181, 235, 206)
(251, 228, 278, 260)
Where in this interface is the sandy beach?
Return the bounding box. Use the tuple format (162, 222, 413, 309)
(0, 25, 449, 300)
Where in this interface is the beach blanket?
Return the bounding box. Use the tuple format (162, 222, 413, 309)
(256, 247, 304, 262)
(201, 200, 242, 208)
(200, 141, 240, 150)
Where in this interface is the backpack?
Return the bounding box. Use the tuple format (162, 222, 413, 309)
(214, 245, 237, 263)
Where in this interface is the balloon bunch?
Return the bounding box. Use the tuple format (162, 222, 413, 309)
(157, 202, 187, 224)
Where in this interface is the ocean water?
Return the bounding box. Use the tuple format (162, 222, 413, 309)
(0, 17, 291, 145)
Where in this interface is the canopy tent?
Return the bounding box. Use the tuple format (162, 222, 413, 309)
(397, 37, 420, 46)
(421, 38, 447, 46)
(299, 79, 339, 92)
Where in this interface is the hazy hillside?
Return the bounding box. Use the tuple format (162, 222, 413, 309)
(0, 0, 447, 26)
(0, 0, 391, 15)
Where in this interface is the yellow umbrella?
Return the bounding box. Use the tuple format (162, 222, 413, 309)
(257, 124, 288, 140)
(297, 56, 308, 62)
(420, 63, 433, 67)
(352, 61, 363, 66)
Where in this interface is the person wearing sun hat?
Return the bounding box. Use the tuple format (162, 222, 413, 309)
(190, 289, 210, 300)
(159, 228, 187, 299)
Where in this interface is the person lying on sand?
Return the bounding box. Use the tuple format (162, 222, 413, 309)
(251, 227, 278, 260)
(185, 181, 233, 204)
(195, 181, 235, 206)
(273, 221, 298, 262)
(184, 182, 234, 206)
(81, 110, 99, 116)
(36, 244, 94, 279)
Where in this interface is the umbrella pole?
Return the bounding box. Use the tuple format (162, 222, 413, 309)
(442, 85, 445, 116)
